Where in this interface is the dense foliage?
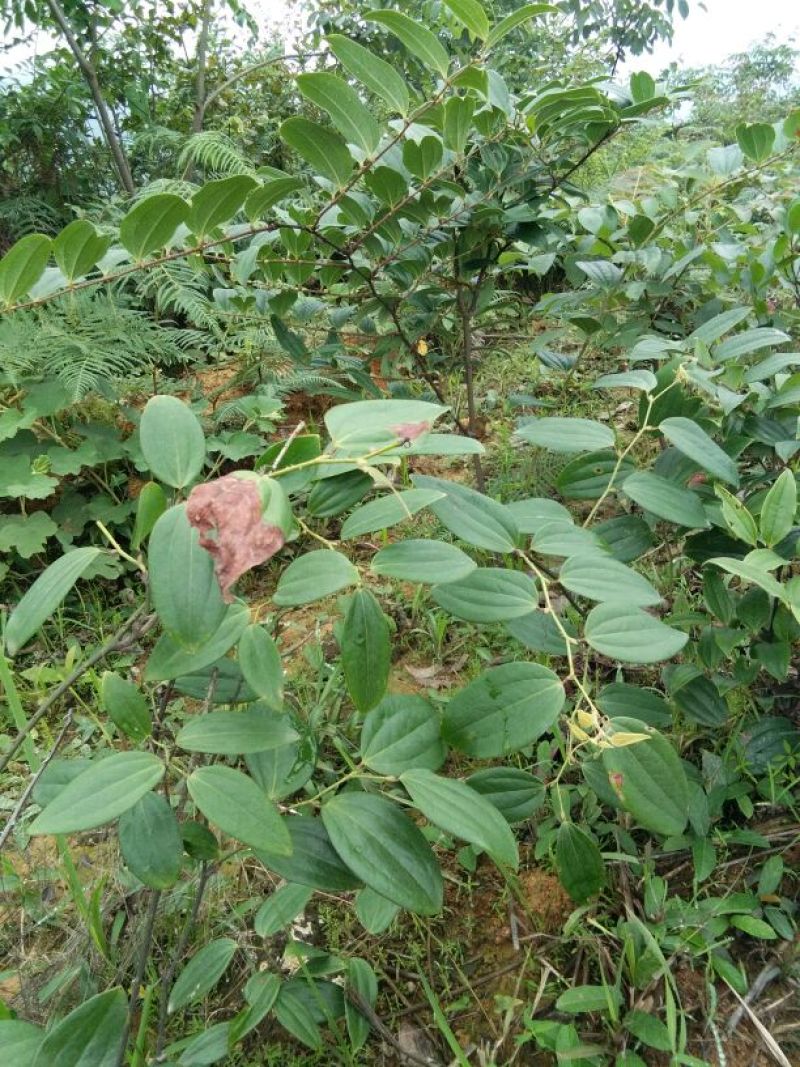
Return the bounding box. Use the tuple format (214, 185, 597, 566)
(0, 1, 798, 1065)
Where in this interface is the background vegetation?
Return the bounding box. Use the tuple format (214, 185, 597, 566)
(0, 1, 798, 1065)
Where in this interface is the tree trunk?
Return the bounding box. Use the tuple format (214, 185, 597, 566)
(192, 0, 213, 134)
(45, 0, 135, 196)
(458, 288, 485, 491)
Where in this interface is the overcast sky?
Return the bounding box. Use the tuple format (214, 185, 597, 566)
(2, 0, 799, 78)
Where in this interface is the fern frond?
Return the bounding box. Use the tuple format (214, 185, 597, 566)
(178, 132, 255, 177)
(0, 293, 190, 400)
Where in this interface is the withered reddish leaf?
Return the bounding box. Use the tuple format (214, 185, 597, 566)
(391, 421, 430, 443)
(186, 475, 284, 600)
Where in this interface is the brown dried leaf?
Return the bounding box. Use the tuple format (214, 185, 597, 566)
(186, 475, 284, 600)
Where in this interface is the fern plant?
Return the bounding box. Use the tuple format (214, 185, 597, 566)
(0, 293, 191, 400)
(177, 131, 255, 177)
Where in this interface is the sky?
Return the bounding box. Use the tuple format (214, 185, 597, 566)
(621, 0, 800, 76)
(2, 0, 799, 78)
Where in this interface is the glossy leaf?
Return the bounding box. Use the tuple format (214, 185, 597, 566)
(176, 707, 297, 754)
(30, 752, 164, 835)
(187, 766, 291, 853)
(444, 663, 565, 757)
(401, 768, 519, 869)
(559, 553, 661, 606)
(119, 193, 188, 260)
(372, 540, 476, 584)
(465, 767, 544, 823)
(280, 117, 354, 187)
(273, 549, 358, 605)
(52, 220, 111, 282)
(759, 469, 796, 547)
(516, 416, 615, 453)
(239, 624, 284, 709)
(431, 567, 538, 621)
(412, 474, 519, 552)
(623, 471, 709, 528)
(257, 816, 362, 891)
(322, 793, 443, 914)
(139, 395, 206, 489)
(119, 792, 182, 889)
(486, 3, 554, 47)
(168, 938, 237, 1014)
(0, 233, 52, 306)
(187, 174, 256, 236)
(100, 672, 151, 741)
(5, 547, 102, 656)
(585, 603, 688, 663)
(659, 417, 739, 486)
(255, 883, 313, 937)
(602, 717, 689, 836)
(366, 10, 450, 77)
(327, 34, 409, 115)
(297, 73, 380, 153)
(361, 694, 446, 774)
(32, 988, 126, 1067)
(340, 488, 444, 539)
(556, 823, 605, 903)
(341, 589, 390, 712)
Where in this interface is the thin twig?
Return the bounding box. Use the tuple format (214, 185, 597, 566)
(118, 888, 162, 1067)
(726, 963, 782, 1037)
(0, 605, 151, 777)
(346, 988, 438, 1067)
(270, 420, 307, 471)
(0, 710, 73, 849)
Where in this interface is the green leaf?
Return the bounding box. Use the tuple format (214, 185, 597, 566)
(239, 624, 284, 708)
(119, 792, 182, 889)
(280, 117, 354, 187)
(0, 1019, 43, 1065)
(556, 823, 605, 903)
(442, 0, 489, 39)
(119, 193, 189, 260)
(32, 988, 126, 1067)
(188, 766, 291, 853)
(297, 73, 380, 154)
(597, 683, 670, 727)
(443, 96, 475, 153)
(327, 34, 409, 115)
(372, 540, 478, 586)
(255, 883, 313, 937)
(273, 550, 358, 606)
(147, 505, 227, 648)
(355, 887, 400, 933)
(624, 1010, 672, 1052)
(559, 553, 661, 607)
(659, 417, 739, 486)
(341, 589, 390, 712)
(412, 474, 519, 552)
(168, 939, 237, 1014)
(444, 663, 565, 757)
(131, 481, 167, 550)
(593, 514, 653, 563)
(5, 547, 102, 656)
(401, 768, 519, 869)
(713, 327, 789, 362)
(340, 488, 444, 539)
(629, 71, 656, 103)
(735, 121, 775, 162)
(623, 471, 709, 528)
(325, 398, 446, 451)
(687, 307, 750, 345)
(308, 471, 372, 518)
(0, 233, 51, 306)
(672, 675, 728, 727)
(256, 816, 362, 891)
(366, 11, 450, 78)
(556, 450, 636, 500)
(431, 567, 538, 621)
(506, 496, 572, 534)
(708, 556, 786, 601)
(593, 370, 657, 392)
(759, 469, 796, 547)
(601, 717, 689, 836)
(144, 604, 249, 682)
(465, 768, 544, 823)
(177, 707, 298, 754)
(584, 603, 688, 663)
(245, 177, 305, 221)
(516, 417, 614, 453)
(0, 512, 57, 559)
(30, 752, 164, 835)
(346, 957, 378, 1051)
(361, 694, 445, 775)
(139, 395, 206, 489)
(556, 985, 622, 1013)
(505, 608, 575, 655)
(100, 672, 152, 741)
(716, 486, 758, 546)
(52, 220, 111, 282)
(187, 174, 256, 236)
(322, 793, 443, 915)
(486, 4, 554, 48)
